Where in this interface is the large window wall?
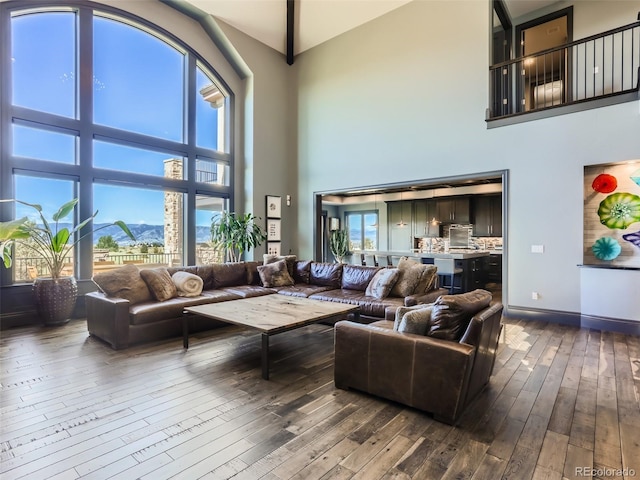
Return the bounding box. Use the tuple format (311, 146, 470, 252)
(0, 1, 233, 283)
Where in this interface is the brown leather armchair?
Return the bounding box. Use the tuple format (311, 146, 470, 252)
(334, 302, 503, 424)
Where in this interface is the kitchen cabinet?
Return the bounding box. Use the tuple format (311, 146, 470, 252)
(487, 253, 502, 283)
(413, 199, 439, 237)
(436, 197, 470, 224)
(388, 201, 413, 251)
(421, 255, 488, 293)
(472, 194, 502, 237)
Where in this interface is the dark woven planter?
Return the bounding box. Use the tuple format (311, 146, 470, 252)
(33, 277, 78, 326)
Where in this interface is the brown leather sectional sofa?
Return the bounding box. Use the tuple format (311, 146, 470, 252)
(334, 299, 504, 424)
(86, 260, 447, 350)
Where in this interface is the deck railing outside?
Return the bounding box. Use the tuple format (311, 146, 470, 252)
(489, 16, 640, 119)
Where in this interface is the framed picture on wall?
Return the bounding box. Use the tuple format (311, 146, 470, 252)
(266, 195, 282, 219)
(267, 242, 281, 256)
(267, 219, 281, 241)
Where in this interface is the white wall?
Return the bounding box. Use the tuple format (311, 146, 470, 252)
(215, 21, 298, 258)
(294, 0, 640, 317)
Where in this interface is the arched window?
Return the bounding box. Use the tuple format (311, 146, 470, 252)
(1, 2, 233, 283)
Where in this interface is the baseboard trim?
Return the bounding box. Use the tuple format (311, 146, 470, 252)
(580, 314, 640, 336)
(504, 306, 640, 335)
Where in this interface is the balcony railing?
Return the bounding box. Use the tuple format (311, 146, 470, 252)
(489, 15, 640, 119)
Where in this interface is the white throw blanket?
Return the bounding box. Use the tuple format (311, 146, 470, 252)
(171, 271, 203, 297)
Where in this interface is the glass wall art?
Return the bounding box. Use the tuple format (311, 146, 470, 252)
(584, 160, 640, 268)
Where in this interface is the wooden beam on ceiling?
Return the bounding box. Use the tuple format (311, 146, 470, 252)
(286, 0, 294, 65)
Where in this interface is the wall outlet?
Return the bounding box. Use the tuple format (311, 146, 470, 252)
(532, 291, 540, 300)
(531, 245, 544, 253)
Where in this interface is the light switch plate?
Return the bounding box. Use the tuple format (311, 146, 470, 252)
(531, 245, 544, 253)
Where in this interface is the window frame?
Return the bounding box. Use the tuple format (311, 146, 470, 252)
(0, 0, 235, 284)
(345, 210, 378, 252)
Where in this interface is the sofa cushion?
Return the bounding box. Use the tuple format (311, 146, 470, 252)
(195, 265, 215, 290)
(263, 254, 297, 278)
(258, 259, 295, 287)
(310, 262, 343, 288)
(365, 268, 400, 299)
(211, 262, 248, 288)
(428, 289, 492, 341)
(294, 260, 312, 284)
(341, 265, 380, 291)
(309, 289, 404, 318)
(140, 267, 178, 302)
(223, 285, 276, 298)
(129, 295, 220, 326)
(245, 261, 261, 285)
(396, 305, 433, 335)
(275, 284, 335, 298)
(92, 264, 152, 305)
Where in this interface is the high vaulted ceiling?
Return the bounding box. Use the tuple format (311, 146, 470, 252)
(184, 0, 563, 57)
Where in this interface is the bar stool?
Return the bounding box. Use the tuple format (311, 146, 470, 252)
(375, 254, 390, 267)
(434, 258, 463, 294)
(363, 254, 377, 266)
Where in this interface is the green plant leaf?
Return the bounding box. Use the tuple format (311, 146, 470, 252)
(51, 228, 71, 253)
(52, 199, 78, 222)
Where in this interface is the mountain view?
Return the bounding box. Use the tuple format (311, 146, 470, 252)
(54, 223, 212, 246)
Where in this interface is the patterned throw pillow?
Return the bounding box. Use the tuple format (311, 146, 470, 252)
(391, 257, 423, 297)
(140, 267, 178, 302)
(257, 259, 295, 287)
(365, 268, 400, 299)
(395, 257, 438, 294)
(263, 254, 297, 278)
(92, 264, 152, 305)
(397, 306, 434, 335)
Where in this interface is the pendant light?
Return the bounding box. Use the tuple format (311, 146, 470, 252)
(397, 191, 407, 227)
(370, 194, 379, 228)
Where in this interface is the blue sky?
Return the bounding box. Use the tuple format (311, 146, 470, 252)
(11, 11, 218, 228)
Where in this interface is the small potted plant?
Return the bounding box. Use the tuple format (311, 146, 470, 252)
(330, 229, 349, 264)
(1, 198, 135, 325)
(210, 211, 267, 262)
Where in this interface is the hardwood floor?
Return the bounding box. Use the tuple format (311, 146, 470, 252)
(1, 316, 638, 479)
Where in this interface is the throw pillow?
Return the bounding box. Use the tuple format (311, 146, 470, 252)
(92, 264, 152, 305)
(390, 257, 423, 297)
(396, 257, 438, 294)
(416, 264, 438, 293)
(140, 267, 178, 302)
(257, 259, 295, 287)
(427, 289, 492, 341)
(397, 306, 434, 335)
(393, 304, 434, 330)
(365, 268, 400, 300)
(263, 254, 297, 278)
(171, 271, 204, 297)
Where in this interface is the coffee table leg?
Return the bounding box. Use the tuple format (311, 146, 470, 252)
(261, 333, 269, 380)
(182, 315, 189, 349)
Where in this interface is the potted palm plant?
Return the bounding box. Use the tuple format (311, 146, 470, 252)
(1, 198, 135, 325)
(210, 211, 267, 262)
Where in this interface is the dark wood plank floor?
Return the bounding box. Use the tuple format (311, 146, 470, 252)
(1, 316, 638, 479)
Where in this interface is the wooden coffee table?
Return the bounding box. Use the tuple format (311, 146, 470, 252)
(183, 295, 360, 379)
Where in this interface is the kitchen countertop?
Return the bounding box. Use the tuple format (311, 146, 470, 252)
(366, 250, 492, 260)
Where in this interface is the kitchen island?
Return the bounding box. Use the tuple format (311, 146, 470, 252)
(355, 250, 493, 293)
